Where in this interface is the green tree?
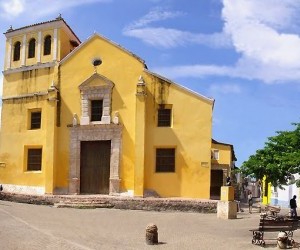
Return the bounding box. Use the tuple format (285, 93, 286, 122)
(240, 123, 300, 188)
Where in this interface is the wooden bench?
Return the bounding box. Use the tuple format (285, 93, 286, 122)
(250, 215, 298, 246)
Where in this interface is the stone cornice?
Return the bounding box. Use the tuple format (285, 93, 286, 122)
(2, 91, 49, 101)
(2, 61, 56, 75)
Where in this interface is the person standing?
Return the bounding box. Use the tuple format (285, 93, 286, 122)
(248, 191, 253, 214)
(290, 195, 297, 218)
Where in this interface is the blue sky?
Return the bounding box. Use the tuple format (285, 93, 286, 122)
(0, 0, 299, 166)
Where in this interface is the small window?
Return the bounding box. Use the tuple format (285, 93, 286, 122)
(27, 148, 42, 171)
(28, 38, 36, 58)
(44, 35, 51, 55)
(212, 150, 219, 160)
(158, 107, 172, 127)
(30, 111, 41, 129)
(156, 148, 175, 172)
(91, 100, 103, 121)
(13, 41, 21, 61)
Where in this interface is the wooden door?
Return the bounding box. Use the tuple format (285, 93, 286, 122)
(80, 140, 111, 194)
(210, 170, 223, 199)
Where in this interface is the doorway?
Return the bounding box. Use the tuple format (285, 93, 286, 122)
(210, 169, 224, 200)
(80, 140, 111, 194)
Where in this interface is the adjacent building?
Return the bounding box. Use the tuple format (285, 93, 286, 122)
(0, 16, 236, 199)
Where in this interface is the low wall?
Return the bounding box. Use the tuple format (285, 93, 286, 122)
(0, 192, 217, 213)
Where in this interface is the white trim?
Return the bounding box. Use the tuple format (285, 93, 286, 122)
(5, 20, 80, 44)
(53, 28, 58, 61)
(60, 33, 145, 65)
(2, 91, 49, 101)
(2, 61, 56, 75)
(21, 34, 26, 66)
(6, 38, 12, 70)
(37, 31, 42, 63)
(5, 20, 63, 38)
(212, 149, 220, 160)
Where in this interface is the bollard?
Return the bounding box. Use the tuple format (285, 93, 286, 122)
(277, 232, 291, 249)
(145, 223, 158, 245)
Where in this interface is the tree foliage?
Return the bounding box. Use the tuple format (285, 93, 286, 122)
(240, 123, 300, 188)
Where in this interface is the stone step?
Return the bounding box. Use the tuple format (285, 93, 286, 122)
(53, 202, 114, 209)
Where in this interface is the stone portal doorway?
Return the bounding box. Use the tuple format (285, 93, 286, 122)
(69, 124, 122, 195)
(80, 140, 111, 194)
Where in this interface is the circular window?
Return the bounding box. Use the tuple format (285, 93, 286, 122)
(92, 58, 102, 66)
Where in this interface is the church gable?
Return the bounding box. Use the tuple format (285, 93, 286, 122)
(79, 73, 114, 91)
(60, 33, 145, 66)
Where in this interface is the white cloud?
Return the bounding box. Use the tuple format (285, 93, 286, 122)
(123, 8, 231, 49)
(0, 0, 24, 18)
(153, 1, 300, 83)
(153, 64, 234, 78)
(0, 0, 111, 20)
(127, 8, 183, 30)
(209, 84, 241, 95)
(223, 0, 300, 69)
(125, 27, 231, 49)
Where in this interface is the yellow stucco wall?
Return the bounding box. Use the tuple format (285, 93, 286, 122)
(143, 75, 213, 198)
(58, 35, 146, 193)
(0, 22, 61, 193)
(0, 19, 226, 199)
(211, 143, 232, 166)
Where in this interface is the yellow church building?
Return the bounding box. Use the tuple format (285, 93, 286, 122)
(0, 16, 236, 199)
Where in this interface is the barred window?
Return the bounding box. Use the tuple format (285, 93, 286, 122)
(28, 38, 36, 58)
(91, 100, 103, 121)
(156, 148, 175, 172)
(158, 108, 171, 127)
(13, 41, 21, 61)
(30, 111, 41, 129)
(27, 149, 42, 171)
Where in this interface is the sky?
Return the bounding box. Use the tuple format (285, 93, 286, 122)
(0, 0, 299, 166)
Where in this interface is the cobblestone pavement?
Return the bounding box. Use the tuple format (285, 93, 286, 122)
(0, 200, 299, 250)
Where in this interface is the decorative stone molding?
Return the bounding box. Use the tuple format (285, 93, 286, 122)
(79, 73, 114, 125)
(68, 124, 122, 195)
(109, 178, 121, 194)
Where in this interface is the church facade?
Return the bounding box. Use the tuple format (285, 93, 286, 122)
(0, 17, 236, 199)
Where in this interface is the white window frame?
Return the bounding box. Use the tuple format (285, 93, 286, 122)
(212, 149, 219, 160)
